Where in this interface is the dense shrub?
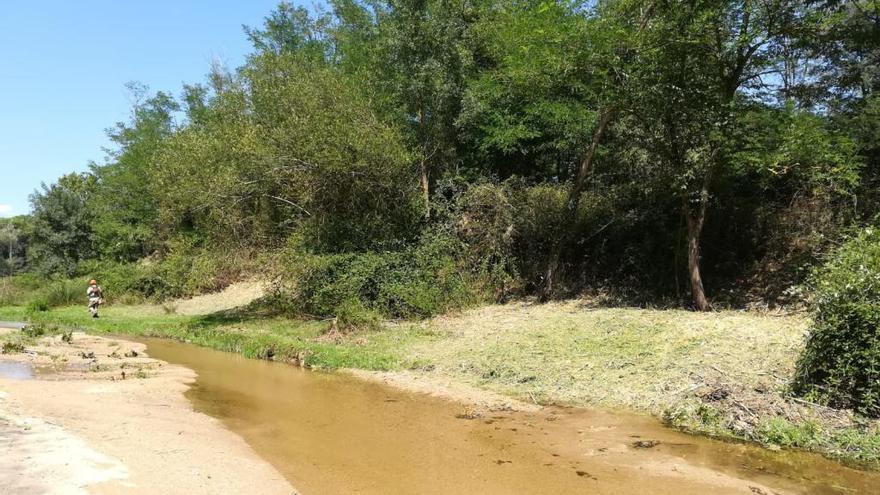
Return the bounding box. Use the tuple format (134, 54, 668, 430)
(448, 179, 614, 297)
(24, 278, 84, 311)
(794, 227, 880, 417)
(76, 241, 263, 303)
(272, 234, 475, 321)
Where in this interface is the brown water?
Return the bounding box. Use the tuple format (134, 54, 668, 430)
(143, 339, 879, 495)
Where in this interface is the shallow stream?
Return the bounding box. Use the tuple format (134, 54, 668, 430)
(143, 338, 878, 495)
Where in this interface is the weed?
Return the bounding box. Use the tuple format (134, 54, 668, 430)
(755, 418, 824, 448)
(25, 297, 49, 313)
(1, 341, 25, 354)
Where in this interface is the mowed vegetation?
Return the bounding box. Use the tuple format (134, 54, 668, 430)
(3, 0, 880, 469)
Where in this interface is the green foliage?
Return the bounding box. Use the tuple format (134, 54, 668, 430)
(27, 173, 97, 276)
(0, 274, 44, 306)
(21, 278, 83, 314)
(333, 297, 382, 331)
(90, 84, 179, 262)
(11, 0, 880, 318)
(244, 2, 332, 60)
(794, 227, 880, 417)
(755, 418, 823, 448)
(274, 233, 474, 320)
(0, 219, 25, 275)
(458, 1, 597, 179)
(153, 53, 421, 251)
(734, 105, 862, 197)
(25, 297, 49, 314)
(372, 0, 473, 188)
(81, 242, 260, 302)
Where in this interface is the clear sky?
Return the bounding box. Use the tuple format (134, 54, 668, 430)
(0, 0, 287, 218)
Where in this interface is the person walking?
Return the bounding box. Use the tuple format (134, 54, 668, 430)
(87, 279, 103, 318)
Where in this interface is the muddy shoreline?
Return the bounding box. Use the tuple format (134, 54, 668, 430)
(0, 329, 296, 494)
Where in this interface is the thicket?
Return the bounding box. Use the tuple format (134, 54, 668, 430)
(268, 233, 474, 325)
(795, 228, 880, 417)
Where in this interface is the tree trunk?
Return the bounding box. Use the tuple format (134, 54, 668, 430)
(683, 183, 711, 312)
(540, 107, 614, 301)
(419, 157, 430, 219)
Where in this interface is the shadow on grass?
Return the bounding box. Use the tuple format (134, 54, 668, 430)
(186, 297, 294, 329)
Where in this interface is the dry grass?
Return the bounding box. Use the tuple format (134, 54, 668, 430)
(413, 300, 809, 413)
(171, 281, 266, 315)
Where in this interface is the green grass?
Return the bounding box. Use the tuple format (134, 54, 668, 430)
(0, 304, 429, 371)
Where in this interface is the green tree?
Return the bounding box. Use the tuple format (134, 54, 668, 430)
(622, 0, 809, 310)
(373, 0, 475, 216)
(0, 220, 22, 275)
(243, 1, 334, 60)
(152, 53, 420, 251)
(91, 83, 179, 261)
(28, 173, 97, 275)
(458, 0, 641, 298)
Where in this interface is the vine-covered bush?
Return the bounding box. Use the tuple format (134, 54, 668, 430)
(794, 227, 880, 417)
(272, 234, 475, 322)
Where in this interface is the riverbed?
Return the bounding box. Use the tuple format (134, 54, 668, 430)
(143, 337, 880, 494)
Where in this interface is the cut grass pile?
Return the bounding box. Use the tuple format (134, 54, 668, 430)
(413, 300, 807, 411)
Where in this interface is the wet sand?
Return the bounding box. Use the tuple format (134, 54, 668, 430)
(0, 330, 296, 494)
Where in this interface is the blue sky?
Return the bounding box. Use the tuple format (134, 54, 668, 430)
(0, 0, 287, 218)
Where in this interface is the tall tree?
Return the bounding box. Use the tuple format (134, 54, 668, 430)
(28, 173, 97, 275)
(624, 0, 805, 310)
(458, 0, 640, 298)
(91, 84, 179, 261)
(374, 0, 475, 217)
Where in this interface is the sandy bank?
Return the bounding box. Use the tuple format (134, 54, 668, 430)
(0, 330, 296, 495)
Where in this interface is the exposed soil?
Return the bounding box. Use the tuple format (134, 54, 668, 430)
(0, 329, 296, 495)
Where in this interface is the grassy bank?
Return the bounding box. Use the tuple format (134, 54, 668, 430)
(2, 299, 878, 468)
(0, 304, 432, 371)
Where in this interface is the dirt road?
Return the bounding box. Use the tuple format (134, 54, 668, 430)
(0, 329, 297, 494)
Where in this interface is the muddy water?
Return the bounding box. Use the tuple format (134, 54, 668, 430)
(143, 339, 879, 495)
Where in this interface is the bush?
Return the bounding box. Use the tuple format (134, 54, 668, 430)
(76, 241, 262, 303)
(754, 418, 823, 448)
(22, 278, 85, 312)
(794, 227, 880, 417)
(274, 234, 475, 321)
(1, 340, 25, 354)
(0, 274, 45, 306)
(40, 279, 82, 307)
(446, 178, 614, 298)
(25, 296, 50, 313)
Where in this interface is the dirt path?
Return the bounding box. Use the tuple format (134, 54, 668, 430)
(0, 329, 297, 495)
